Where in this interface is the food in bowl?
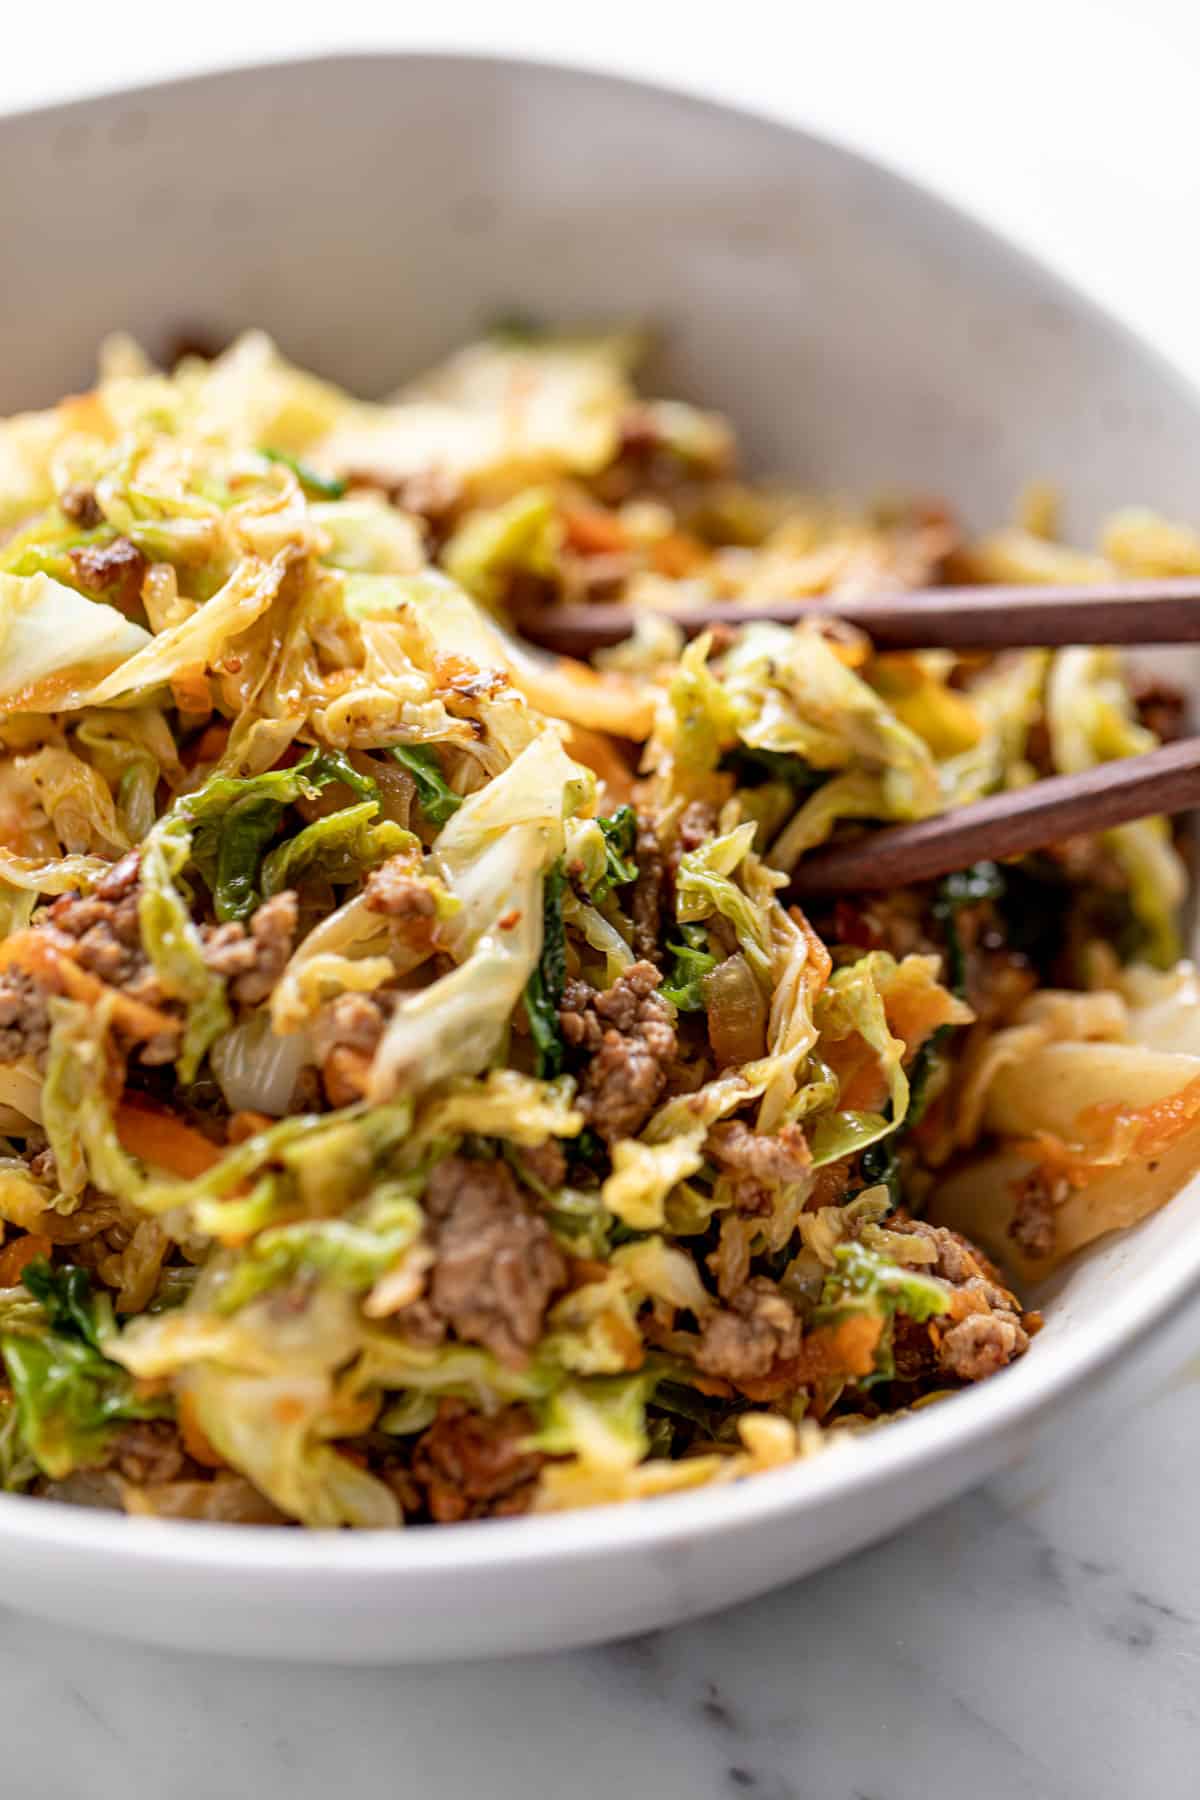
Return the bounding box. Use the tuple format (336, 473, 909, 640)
(0, 326, 1196, 1528)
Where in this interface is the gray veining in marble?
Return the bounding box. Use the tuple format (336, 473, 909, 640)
(3, 1294, 1199, 1800)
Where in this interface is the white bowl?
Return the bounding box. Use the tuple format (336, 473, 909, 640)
(2, 51, 1199, 1663)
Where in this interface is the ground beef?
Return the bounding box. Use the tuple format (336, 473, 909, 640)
(630, 813, 665, 963)
(890, 1218, 1030, 1384)
(201, 891, 298, 1005)
(311, 990, 391, 1062)
(694, 1277, 803, 1385)
(706, 1119, 813, 1214)
(559, 960, 677, 1142)
(364, 858, 436, 918)
(1008, 1166, 1064, 1261)
(310, 989, 396, 1106)
(0, 967, 51, 1063)
(676, 800, 717, 855)
(0, 873, 177, 1065)
(938, 1311, 1028, 1382)
(47, 888, 144, 988)
(518, 1138, 568, 1193)
(68, 536, 147, 609)
(409, 1399, 545, 1523)
(413, 1155, 567, 1368)
(109, 1420, 188, 1486)
(59, 484, 102, 529)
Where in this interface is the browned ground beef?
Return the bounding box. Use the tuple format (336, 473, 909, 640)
(675, 800, 718, 857)
(58, 484, 103, 529)
(706, 1119, 813, 1214)
(0, 865, 179, 1066)
(364, 858, 437, 918)
(109, 1420, 189, 1486)
(0, 967, 51, 1063)
(310, 989, 397, 1106)
(409, 1400, 545, 1523)
(694, 1276, 803, 1384)
(1008, 1166, 1063, 1260)
(201, 891, 298, 1005)
(517, 1138, 568, 1192)
(68, 536, 147, 609)
(890, 1219, 1031, 1383)
(406, 1155, 567, 1368)
(630, 813, 665, 962)
(559, 960, 677, 1142)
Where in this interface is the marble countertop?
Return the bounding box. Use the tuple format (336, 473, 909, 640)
(4, 1291, 1198, 1800)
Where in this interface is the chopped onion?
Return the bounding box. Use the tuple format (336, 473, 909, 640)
(210, 1013, 312, 1116)
(704, 953, 768, 1067)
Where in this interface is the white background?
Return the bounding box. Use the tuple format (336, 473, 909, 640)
(7, 0, 1200, 388)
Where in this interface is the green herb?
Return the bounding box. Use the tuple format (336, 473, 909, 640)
(650, 1380, 745, 1443)
(0, 1259, 168, 1479)
(661, 922, 718, 1012)
(260, 447, 347, 500)
(312, 750, 380, 805)
(858, 1133, 902, 1208)
(523, 860, 567, 1077)
(261, 802, 411, 897)
(593, 805, 638, 900)
(213, 793, 288, 922)
(388, 744, 462, 828)
(170, 749, 379, 923)
(820, 1241, 948, 1322)
(721, 745, 825, 792)
(817, 1241, 950, 1386)
(21, 1259, 105, 1350)
(905, 1023, 954, 1129)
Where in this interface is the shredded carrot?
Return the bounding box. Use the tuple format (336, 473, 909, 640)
(562, 505, 629, 557)
(0, 1232, 53, 1287)
(170, 665, 213, 715)
(115, 1099, 221, 1179)
(1016, 1074, 1200, 1190)
(565, 725, 637, 803)
(227, 1110, 275, 1145)
(0, 929, 179, 1042)
(739, 1315, 885, 1400)
(55, 956, 179, 1042)
(182, 721, 231, 768)
(649, 530, 706, 578)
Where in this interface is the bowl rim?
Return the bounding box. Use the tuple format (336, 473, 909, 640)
(1, 44, 1199, 1582)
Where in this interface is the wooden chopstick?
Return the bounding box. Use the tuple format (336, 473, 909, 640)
(788, 737, 1200, 896)
(515, 577, 1200, 655)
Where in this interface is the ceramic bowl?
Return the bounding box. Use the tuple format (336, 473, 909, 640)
(0, 51, 1198, 1662)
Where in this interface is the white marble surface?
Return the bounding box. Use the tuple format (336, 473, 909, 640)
(3, 1294, 1198, 1800)
(5, 6, 1200, 1794)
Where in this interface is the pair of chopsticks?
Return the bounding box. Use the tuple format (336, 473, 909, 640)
(514, 576, 1200, 895)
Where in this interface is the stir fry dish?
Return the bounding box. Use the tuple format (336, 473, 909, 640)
(0, 327, 1196, 1528)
